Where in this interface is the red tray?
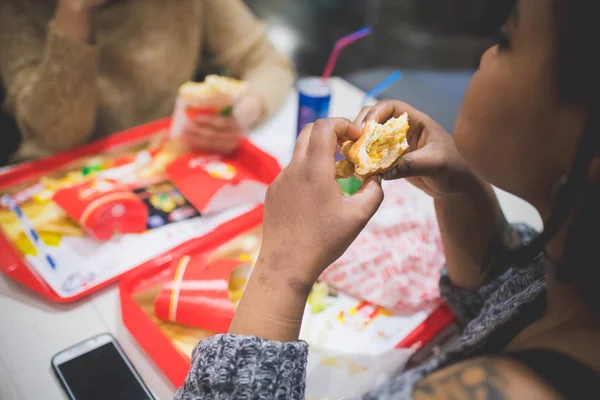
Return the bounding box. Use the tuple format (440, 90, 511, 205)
(119, 206, 455, 388)
(0, 119, 281, 303)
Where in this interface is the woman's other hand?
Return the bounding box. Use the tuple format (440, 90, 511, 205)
(233, 93, 265, 129)
(356, 100, 507, 289)
(258, 118, 384, 288)
(355, 100, 478, 198)
(229, 118, 383, 341)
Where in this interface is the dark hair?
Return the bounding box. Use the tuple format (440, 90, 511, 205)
(490, 0, 600, 316)
(552, 0, 600, 316)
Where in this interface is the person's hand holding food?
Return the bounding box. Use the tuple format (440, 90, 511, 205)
(181, 112, 245, 155)
(353, 99, 507, 289)
(349, 99, 480, 198)
(228, 118, 385, 341)
(180, 87, 264, 155)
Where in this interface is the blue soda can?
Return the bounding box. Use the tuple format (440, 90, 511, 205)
(297, 77, 331, 136)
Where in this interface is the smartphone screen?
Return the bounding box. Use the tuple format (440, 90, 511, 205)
(53, 335, 154, 400)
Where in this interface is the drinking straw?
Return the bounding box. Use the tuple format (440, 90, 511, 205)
(321, 27, 372, 81)
(360, 71, 403, 108)
(1, 194, 57, 270)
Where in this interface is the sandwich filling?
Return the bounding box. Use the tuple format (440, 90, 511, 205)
(337, 113, 409, 180)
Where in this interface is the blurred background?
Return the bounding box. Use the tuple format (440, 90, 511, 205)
(0, 0, 497, 164)
(247, 0, 493, 75)
(246, 0, 495, 131)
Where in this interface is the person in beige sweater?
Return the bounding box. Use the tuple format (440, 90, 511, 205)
(0, 0, 295, 162)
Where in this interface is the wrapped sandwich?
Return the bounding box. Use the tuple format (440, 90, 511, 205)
(335, 113, 410, 180)
(170, 75, 248, 138)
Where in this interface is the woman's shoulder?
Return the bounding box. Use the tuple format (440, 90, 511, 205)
(412, 356, 564, 400)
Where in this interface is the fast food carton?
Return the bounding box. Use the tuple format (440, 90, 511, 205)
(52, 179, 147, 241)
(154, 254, 252, 333)
(166, 153, 267, 215)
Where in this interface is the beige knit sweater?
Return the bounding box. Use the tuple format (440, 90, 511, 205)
(0, 0, 295, 162)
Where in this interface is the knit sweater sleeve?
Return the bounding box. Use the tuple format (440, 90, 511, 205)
(0, 0, 98, 153)
(174, 334, 308, 400)
(202, 0, 295, 120)
(439, 223, 538, 324)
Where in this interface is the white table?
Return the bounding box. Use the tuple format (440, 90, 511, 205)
(0, 78, 542, 400)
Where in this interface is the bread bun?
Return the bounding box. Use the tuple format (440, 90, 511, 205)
(336, 113, 409, 180)
(178, 75, 248, 105)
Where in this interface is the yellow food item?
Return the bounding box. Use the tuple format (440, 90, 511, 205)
(15, 231, 63, 256)
(336, 113, 410, 180)
(228, 264, 252, 306)
(178, 75, 248, 104)
(0, 201, 76, 240)
(307, 281, 331, 314)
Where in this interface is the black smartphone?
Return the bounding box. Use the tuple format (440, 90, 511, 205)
(51, 333, 154, 400)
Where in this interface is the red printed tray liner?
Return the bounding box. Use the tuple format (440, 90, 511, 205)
(119, 206, 455, 388)
(0, 118, 281, 303)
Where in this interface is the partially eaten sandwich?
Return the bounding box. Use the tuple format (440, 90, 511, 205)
(178, 75, 248, 116)
(336, 113, 410, 180)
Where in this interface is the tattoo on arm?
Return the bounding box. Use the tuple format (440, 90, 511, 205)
(413, 360, 507, 400)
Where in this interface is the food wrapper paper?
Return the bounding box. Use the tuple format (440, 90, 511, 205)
(321, 180, 445, 312)
(170, 75, 248, 139)
(300, 291, 440, 399)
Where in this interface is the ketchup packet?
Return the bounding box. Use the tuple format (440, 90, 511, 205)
(52, 179, 148, 241)
(166, 154, 267, 215)
(154, 254, 252, 332)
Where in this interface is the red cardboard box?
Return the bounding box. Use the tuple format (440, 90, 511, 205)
(52, 179, 148, 241)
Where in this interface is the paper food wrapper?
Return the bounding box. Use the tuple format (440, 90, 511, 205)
(170, 75, 248, 139)
(305, 347, 413, 400)
(300, 291, 441, 399)
(166, 154, 267, 215)
(52, 179, 148, 241)
(321, 180, 445, 312)
(154, 254, 253, 332)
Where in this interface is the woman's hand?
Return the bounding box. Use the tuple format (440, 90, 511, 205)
(181, 114, 243, 155)
(258, 118, 384, 288)
(355, 100, 478, 198)
(229, 118, 384, 341)
(357, 100, 507, 289)
(233, 93, 265, 129)
(180, 94, 264, 155)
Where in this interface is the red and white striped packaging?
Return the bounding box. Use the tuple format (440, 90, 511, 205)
(321, 180, 445, 312)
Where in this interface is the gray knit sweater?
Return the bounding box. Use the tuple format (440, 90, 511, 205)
(174, 225, 545, 399)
